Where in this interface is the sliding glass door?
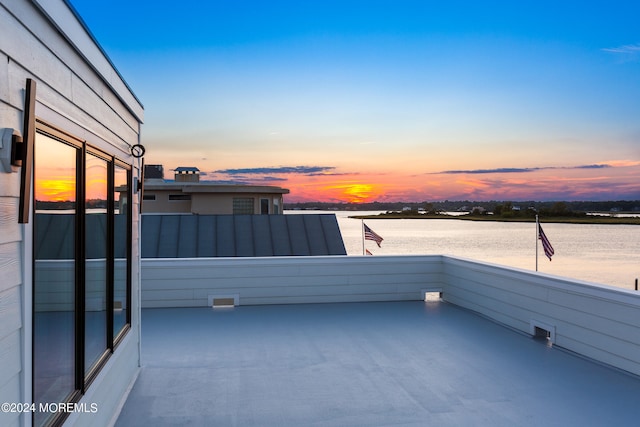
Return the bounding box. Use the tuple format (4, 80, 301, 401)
(33, 132, 80, 427)
(33, 122, 132, 427)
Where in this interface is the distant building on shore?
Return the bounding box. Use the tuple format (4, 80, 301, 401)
(142, 165, 289, 215)
(139, 165, 346, 257)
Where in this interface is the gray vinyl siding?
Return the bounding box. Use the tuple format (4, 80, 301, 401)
(0, 4, 28, 420)
(0, 187, 22, 427)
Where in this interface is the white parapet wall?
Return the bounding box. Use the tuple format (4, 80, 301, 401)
(142, 255, 446, 307)
(141, 254, 640, 377)
(442, 256, 640, 377)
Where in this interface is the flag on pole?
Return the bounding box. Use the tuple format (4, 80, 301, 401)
(365, 249, 373, 255)
(538, 224, 555, 261)
(364, 223, 383, 247)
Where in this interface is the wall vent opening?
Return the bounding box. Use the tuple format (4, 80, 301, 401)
(530, 320, 555, 346)
(209, 294, 239, 308)
(213, 298, 235, 308)
(534, 326, 551, 339)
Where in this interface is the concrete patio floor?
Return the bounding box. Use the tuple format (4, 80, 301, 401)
(115, 301, 640, 426)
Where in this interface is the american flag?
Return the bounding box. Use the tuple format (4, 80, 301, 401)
(538, 224, 555, 261)
(365, 249, 373, 255)
(364, 223, 383, 247)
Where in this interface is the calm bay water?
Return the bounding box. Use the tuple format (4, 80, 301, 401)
(286, 210, 640, 291)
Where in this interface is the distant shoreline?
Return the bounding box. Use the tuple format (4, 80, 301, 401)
(349, 213, 640, 225)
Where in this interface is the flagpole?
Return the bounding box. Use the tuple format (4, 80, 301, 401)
(361, 219, 365, 255)
(535, 214, 539, 272)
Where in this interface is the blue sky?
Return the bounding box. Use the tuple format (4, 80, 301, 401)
(70, 0, 640, 202)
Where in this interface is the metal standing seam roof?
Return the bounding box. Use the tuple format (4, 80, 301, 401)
(34, 213, 346, 259)
(141, 214, 347, 258)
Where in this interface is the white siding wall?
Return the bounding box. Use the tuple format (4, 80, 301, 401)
(442, 256, 640, 377)
(0, 177, 22, 427)
(142, 255, 446, 307)
(1, 1, 143, 426)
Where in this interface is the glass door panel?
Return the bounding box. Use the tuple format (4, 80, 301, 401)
(113, 165, 130, 338)
(33, 132, 78, 426)
(84, 152, 108, 374)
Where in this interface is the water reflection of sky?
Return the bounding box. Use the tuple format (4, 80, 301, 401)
(290, 210, 639, 290)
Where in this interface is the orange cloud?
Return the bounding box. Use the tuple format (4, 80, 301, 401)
(603, 160, 640, 168)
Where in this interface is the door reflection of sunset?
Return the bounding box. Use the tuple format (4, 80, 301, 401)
(35, 178, 76, 202)
(35, 132, 78, 202)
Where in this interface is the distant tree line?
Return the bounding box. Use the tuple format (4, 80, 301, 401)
(35, 199, 107, 210)
(284, 200, 640, 215)
(490, 201, 586, 218)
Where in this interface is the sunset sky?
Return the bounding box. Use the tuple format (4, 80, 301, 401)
(70, 0, 640, 203)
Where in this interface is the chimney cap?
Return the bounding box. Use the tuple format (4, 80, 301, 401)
(175, 166, 200, 173)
